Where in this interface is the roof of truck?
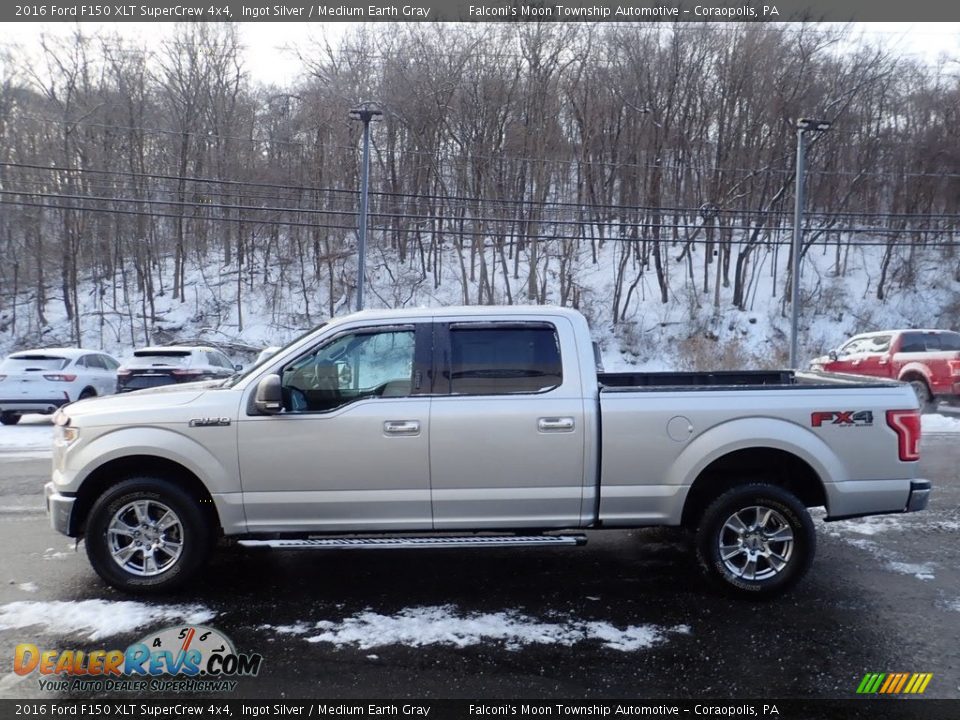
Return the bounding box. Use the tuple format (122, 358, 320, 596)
(337, 305, 582, 322)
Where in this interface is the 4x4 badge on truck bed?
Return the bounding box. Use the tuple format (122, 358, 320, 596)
(189, 417, 232, 427)
(811, 410, 874, 427)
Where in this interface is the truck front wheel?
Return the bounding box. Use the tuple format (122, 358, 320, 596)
(696, 484, 815, 598)
(84, 477, 211, 594)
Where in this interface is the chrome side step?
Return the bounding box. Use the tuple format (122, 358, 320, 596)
(238, 535, 587, 550)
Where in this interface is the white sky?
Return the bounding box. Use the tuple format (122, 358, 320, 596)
(0, 21, 958, 86)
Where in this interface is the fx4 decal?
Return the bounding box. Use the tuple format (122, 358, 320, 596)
(811, 410, 874, 428)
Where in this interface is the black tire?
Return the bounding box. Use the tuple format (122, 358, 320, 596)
(84, 477, 211, 594)
(907, 379, 936, 414)
(78, 388, 97, 400)
(0, 412, 21, 426)
(696, 483, 815, 599)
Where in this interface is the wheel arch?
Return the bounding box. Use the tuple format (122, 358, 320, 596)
(71, 456, 220, 537)
(897, 364, 932, 387)
(681, 447, 826, 529)
(670, 417, 840, 528)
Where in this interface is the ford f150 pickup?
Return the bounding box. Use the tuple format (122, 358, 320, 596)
(44, 306, 931, 597)
(810, 328, 960, 412)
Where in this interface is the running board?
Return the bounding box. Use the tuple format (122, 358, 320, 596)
(238, 535, 587, 550)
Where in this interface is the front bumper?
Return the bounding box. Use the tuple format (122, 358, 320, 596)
(44, 482, 77, 536)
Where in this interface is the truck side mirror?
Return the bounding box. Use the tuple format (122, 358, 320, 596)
(254, 374, 283, 415)
(828, 350, 838, 362)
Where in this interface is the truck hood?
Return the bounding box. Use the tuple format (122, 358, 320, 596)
(62, 380, 226, 421)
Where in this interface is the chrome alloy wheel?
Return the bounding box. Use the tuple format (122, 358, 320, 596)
(106, 500, 184, 577)
(718, 505, 795, 581)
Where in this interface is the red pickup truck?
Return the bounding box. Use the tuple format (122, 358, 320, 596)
(811, 329, 960, 411)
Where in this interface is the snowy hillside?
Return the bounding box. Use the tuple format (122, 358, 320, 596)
(0, 235, 956, 373)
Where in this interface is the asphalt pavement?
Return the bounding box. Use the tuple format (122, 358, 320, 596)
(0, 429, 957, 703)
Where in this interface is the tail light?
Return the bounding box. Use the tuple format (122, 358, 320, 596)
(172, 369, 203, 378)
(949, 360, 960, 377)
(886, 409, 921, 462)
(43, 374, 77, 382)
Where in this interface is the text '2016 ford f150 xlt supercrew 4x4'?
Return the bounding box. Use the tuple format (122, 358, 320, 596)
(45, 306, 931, 597)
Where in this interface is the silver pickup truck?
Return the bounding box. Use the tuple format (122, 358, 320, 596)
(45, 306, 931, 597)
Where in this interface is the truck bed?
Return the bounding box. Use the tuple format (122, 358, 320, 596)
(599, 369, 900, 392)
(599, 370, 793, 388)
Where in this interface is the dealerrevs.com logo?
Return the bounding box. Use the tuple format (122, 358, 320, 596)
(15, 625, 263, 693)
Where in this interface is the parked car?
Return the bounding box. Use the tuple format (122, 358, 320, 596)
(116, 346, 239, 393)
(810, 329, 960, 412)
(0, 348, 120, 425)
(46, 307, 928, 597)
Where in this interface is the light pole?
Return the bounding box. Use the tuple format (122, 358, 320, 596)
(348, 103, 382, 312)
(790, 117, 831, 369)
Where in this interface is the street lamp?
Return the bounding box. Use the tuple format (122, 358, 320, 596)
(790, 117, 831, 369)
(348, 103, 382, 312)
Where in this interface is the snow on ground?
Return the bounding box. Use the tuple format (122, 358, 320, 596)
(261, 605, 690, 652)
(16, 583, 38, 593)
(886, 562, 936, 581)
(0, 415, 53, 457)
(0, 600, 216, 641)
(923, 412, 960, 434)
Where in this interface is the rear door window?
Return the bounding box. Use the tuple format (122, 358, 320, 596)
(83, 355, 106, 370)
(443, 324, 562, 395)
(940, 332, 960, 351)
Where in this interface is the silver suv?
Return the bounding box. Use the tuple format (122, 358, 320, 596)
(116, 346, 238, 393)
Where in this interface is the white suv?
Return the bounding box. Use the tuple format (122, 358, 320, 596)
(0, 348, 121, 425)
(116, 345, 238, 393)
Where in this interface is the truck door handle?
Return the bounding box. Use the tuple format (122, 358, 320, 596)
(383, 420, 420, 436)
(538, 417, 575, 432)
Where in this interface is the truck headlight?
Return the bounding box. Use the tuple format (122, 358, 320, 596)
(54, 426, 79, 446)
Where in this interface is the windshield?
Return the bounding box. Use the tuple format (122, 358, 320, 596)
(1, 355, 70, 371)
(221, 323, 328, 388)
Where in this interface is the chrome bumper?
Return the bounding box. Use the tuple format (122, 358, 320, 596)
(44, 482, 77, 536)
(906, 479, 932, 513)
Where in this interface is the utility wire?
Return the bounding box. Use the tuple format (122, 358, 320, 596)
(5, 161, 960, 221)
(3, 196, 959, 247)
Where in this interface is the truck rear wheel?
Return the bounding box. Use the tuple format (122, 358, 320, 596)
(696, 483, 815, 598)
(84, 477, 211, 594)
(907, 379, 936, 414)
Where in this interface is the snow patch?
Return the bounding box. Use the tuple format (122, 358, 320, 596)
(0, 600, 216, 641)
(16, 582, 38, 593)
(922, 413, 960, 434)
(826, 516, 905, 536)
(886, 562, 935, 581)
(262, 605, 690, 652)
(0, 424, 54, 456)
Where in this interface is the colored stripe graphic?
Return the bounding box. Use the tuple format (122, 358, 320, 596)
(857, 672, 932, 694)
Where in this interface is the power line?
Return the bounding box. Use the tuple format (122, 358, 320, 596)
(3, 195, 959, 247)
(6, 161, 960, 221)
(10, 114, 960, 181)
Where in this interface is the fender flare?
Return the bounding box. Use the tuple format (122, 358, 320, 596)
(666, 417, 847, 518)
